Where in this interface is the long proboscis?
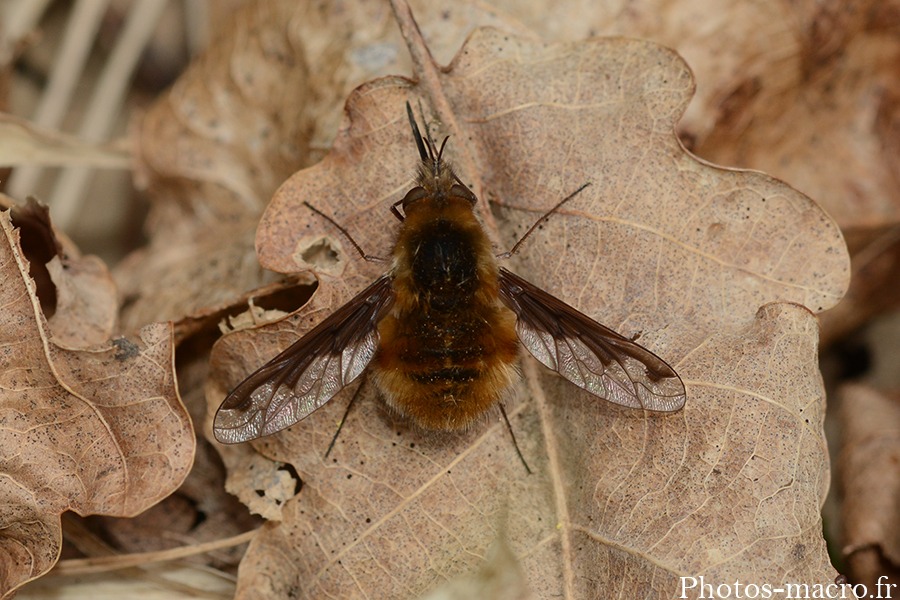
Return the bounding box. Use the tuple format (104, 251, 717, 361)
(406, 101, 429, 162)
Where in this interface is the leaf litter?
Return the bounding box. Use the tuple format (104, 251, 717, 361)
(2, 0, 873, 597)
(205, 7, 850, 599)
(0, 210, 193, 599)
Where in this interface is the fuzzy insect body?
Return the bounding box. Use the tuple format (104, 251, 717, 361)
(213, 104, 686, 445)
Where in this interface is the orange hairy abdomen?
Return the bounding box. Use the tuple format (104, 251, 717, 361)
(369, 198, 520, 430)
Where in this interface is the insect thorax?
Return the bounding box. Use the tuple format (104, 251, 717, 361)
(392, 197, 497, 313)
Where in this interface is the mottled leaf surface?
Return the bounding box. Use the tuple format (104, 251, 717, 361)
(0, 212, 194, 599)
(209, 29, 849, 600)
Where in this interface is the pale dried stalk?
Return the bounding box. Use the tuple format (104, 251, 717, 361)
(52, 529, 259, 576)
(0, 0, 55, 54)
(7, 0, 111, 198)
(47, 0, 169, 228)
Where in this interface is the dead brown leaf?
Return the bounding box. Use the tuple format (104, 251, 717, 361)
(691, 0, 900, 231)
(118, 0, 539, 336)
(119, 0, 314, 335)
(0, 210, 194, 599)
(114, 217, 292, 341)
(838, 383, 900, 591)
(818, 226, 900, 346)
(2, 196, 118, 349)
(677, 0, 900, 343)
(207, 21, 849, 599)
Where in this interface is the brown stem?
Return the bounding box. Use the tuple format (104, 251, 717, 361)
(388, 0, 502, 241)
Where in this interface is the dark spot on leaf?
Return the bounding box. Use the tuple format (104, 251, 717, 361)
(113, 338, 140, 361)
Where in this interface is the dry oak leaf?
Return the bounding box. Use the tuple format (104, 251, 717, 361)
(120, 0, 535, 335)
(0, 212, 194, 599)
(208, 30, 849, 599)
(690, 0, 900, 231)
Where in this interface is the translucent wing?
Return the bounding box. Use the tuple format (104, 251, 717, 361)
(497, 267, 685, 411)
(214, 276, 394, 443)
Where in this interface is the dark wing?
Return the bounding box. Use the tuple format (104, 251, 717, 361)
(214, 276, 394, 443)
(497, 268, 685, 412)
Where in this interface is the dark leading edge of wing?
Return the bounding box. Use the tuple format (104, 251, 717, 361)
(213, 276, 395, 444)
(497, 267, 686, 412)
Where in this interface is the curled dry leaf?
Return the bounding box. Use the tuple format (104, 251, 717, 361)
(44, 254, 118, 349)
(0, 211, 194, 599)
(208, 29, 849, 599)
(114, 217, 295, 341)
(3, 196, 117, 348)
(838, 383, 900, 590)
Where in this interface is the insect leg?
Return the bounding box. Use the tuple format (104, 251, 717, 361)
(303, 201, 389, 263)
(496, 182, 591, 260)
(324, 376, 368, 459)
(498, 403, 532, 475)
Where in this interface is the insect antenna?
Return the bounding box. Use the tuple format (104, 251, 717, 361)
(416, 100, 438, 162)
(436, 136, 451, 164)
(497, 182, 591, 260)
(499, 403, 532, 474)
(324, 377, 367, 459)
(302, 201, 388, 263)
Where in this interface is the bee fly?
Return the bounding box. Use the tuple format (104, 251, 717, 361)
(213, 103, 686, 461)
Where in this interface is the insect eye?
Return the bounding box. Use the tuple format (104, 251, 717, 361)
(401, 186, 429, 210)
(450, 184, 477, 205)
